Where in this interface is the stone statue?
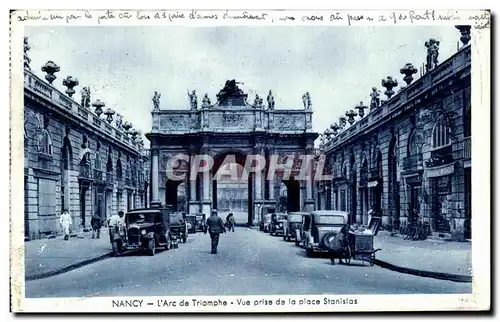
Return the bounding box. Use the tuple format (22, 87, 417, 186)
(370, 87, 381, 110)
(24, 37, 31, 70)
(267, 90, 275, 110)
(202, 93, 211, 109)
(187, 89, 197, 110)
(80, 87, 91, 108)
(152, 91, 161, 110)
(253, 94, 264, 108)
(115, 113, 123, 129)
(425, 38, 440, 72)
(302, 92, 311, 109)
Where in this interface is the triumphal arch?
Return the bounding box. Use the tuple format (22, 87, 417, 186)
(146, 80, 318, 225)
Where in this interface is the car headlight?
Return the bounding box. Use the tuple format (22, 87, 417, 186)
(279, 223, 283, 227)
(141, 229, 146, 235)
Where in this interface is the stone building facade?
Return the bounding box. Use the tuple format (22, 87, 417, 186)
(317, 29, 472, 241)
(23, 38, 147, 239)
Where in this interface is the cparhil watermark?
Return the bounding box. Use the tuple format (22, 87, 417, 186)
(164, 154, 332, 181)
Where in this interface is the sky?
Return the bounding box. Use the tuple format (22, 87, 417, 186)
(25, 26, 461, 148)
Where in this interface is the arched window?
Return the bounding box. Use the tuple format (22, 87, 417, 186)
(39, 129, 53, 155)
(116, 159, 123, 179)
(432, 123, 452, 149)
(408, 130, 422, 156)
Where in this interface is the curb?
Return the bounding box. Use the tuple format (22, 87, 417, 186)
(25, 252, 113, 281)
(374, 259, 472, 283)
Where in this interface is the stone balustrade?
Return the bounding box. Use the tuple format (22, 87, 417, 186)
(24, 70, 140, 154)
(324, 45, 471, 153)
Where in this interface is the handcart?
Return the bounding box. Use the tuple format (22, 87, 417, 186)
(327, 217, 382, 266)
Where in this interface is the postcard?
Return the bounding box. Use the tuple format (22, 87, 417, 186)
(10, 8, 490, 313)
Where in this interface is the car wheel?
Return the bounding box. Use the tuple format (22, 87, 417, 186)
(148, 239, 156, 256)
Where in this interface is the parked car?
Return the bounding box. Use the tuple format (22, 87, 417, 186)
(269, 213, 288, 236)
(110, 205, 175, 256)
(283, 212, 307, 243)
(186, 214, 197, 234)
(195, 213, 207, 232)
(301, 210, 349, 257)
(170, 212, 188, 243)
(259, 206, 276, 231)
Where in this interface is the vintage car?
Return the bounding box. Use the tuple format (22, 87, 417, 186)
(195, 213, 207, 232)
(301, 210, 349, 257)
(282, 212, 307, 243)
(269, 213, 288, 236)
(170, 212, 188, 243)
(110, 205, 175, 256)
(186, 214, 197, 234)
(259, 206, 276, 231)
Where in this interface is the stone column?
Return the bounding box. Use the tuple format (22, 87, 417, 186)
(267, 149, 275, 203)
(188, 155, 199, 214)
(201, 169, 211, 217)
(304, 150, 315, 212)
(151, 149, 160, 204)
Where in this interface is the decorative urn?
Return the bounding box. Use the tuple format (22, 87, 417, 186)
(330, 123, 340, 136)
(122, 121, 133, 133)
(92, 99, 105, 117)
(400, 63, 418, 86)
(338, 116, 347, 129)
(41, 61, 60, 85)
(381, 76, 398, 99)
(62, 76, 79, 98)
(354, 101, 368, 118)
(345, 110, 358, 125)
(103, 108, 115, 123)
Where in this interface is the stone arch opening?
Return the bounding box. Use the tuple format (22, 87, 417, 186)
(388, 137, 400, 229)
(211, 151, 250, 225)
(60, 137, 73, 212)
(349, 152, 357, 224)
(281, 179, 300, 213)
(374, 149, 383, 215)
(360, 158, 369, 225)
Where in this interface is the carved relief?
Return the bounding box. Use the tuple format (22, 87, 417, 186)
(159, 114, 189, 131)
(275, 114, 303, 131)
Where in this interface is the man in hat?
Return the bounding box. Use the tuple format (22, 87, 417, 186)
(205, 210, 225, 254)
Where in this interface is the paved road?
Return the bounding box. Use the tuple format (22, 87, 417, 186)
(26, 227, 471, 298)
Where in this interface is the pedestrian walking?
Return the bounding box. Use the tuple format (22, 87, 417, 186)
(59, 209, 72, 241)
(205, 210, 225, 254)
(91, 212, 102, 239)
(226, 213, 235, 232)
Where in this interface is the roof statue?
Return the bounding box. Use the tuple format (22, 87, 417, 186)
(187, 89, 198, 110)
(267, 90, 275, 110)
(152, 91, 161, 110)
